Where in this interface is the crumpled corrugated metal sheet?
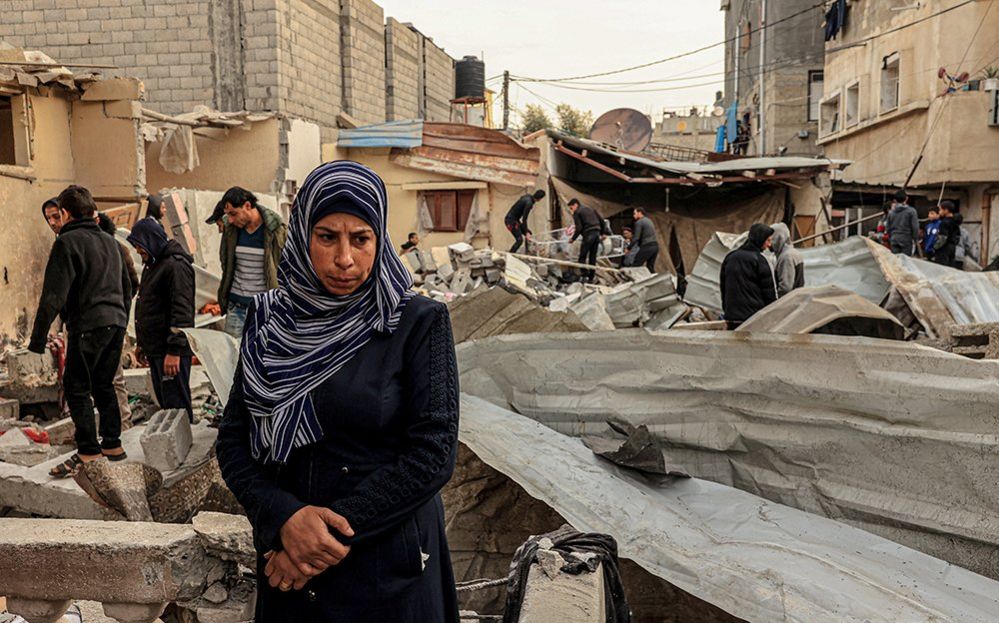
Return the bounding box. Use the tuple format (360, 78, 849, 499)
(736, 284, 904, 339)
(864, 238, 999, 338)
(460, 394, 999, 623)
(457, 330, 999, 580)
(684, 234, 890, 313)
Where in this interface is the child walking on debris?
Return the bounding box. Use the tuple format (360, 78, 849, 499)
(29, 186, 132, 477)
(128, 218, 197, 422)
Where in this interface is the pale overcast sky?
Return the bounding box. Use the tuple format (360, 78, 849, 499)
(376, 0, 726, 126)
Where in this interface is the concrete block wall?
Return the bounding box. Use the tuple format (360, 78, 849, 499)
(0, 0, 456, 133)
(422, 36, 455, 123)
(339, 0, 386, 124)
(272, 0, 343, 135)
(0, 0, 217, 114)
(385, 17, 420, 120)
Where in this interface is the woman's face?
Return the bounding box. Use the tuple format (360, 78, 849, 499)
(310, 212, 377, 296)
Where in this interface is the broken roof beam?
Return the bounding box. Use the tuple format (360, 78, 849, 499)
(554, 141, 634, 183)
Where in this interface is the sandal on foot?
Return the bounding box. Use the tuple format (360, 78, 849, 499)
(50, 454, 84, 478)
(102, 449, 128, 462)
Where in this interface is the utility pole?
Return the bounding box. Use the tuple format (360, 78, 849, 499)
(502, 70, 510, 131)
(759, 0, 767, 155)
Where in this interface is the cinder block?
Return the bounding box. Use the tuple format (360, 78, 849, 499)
(6, 349, 55, 383)
(140, 409, 193, 472)
(0, 397, 19, 422)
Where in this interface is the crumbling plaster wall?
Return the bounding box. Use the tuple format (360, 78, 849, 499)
(145, 118, 284, 195)
(70, 100, 145, 199)
(0, 93, 75, 342)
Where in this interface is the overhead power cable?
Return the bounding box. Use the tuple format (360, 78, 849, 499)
(514, 0, 828, 83)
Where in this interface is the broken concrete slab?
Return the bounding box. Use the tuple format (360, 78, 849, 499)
(448, 242, 476, 264)
(568, 294, 615, 332)
(0, 421, 218, 520)
(140, 409, 193, 472)
(447, 287, 588, 344)
(192, 512, 255, 568)
(519, 561, 605, 623)
(0, 514, 253, 623)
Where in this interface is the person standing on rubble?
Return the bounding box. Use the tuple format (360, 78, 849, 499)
(29, 186, 132, 477)
(217, 161, 460, 622)
(97, 212, 139, 428)
(568, 198, 605, 283)
(625, 207, 659, 271)
(720, 223, 778, 329)
(505, 189, 545, 253)
(127, 218, 196, 422)
(769, 223, 805, 297)
(210, 186, 287, 338)
(886, 190, 919, 256)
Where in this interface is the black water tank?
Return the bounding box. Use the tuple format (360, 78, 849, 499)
(455, 55, 485, 100)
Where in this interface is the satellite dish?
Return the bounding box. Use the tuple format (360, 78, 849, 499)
(589, 108, 653, 152)
(712, 105, 726, 117)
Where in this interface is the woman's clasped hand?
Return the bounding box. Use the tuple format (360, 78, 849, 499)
(265, 505, 355, 591)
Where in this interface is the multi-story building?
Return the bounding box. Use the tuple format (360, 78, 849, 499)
(0, 0, 457, 138)
(818, 0, 999, 263)
(721, 0, 826, 156)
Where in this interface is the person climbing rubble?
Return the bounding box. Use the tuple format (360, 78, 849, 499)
(568, 198, 606, 283)
(505, 189, 545, 253)
(719, 223, 777, 329)
(625, 207, 659, 271)
(127, 218, 196, 422)
(769, 223, 805, 297)
(28, 185, 132, 477)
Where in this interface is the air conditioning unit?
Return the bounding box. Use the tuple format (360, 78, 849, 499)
(990, 90, 999, 127)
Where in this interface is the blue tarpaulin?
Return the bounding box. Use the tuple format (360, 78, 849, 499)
(337, 120, 424, 148)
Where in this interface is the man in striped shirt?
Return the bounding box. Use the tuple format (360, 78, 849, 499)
(211, 187, 287, 338)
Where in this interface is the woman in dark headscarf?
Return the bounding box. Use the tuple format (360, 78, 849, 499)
(216, 161, 460, 622)
(127, 218, 196, 421)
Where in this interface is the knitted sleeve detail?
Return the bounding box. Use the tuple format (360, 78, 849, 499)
(331, 304, 459, 532)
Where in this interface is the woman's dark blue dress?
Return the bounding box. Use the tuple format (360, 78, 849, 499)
(216, 295, 460, 622)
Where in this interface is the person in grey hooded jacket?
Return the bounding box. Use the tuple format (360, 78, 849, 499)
(769, 223, 805, 296)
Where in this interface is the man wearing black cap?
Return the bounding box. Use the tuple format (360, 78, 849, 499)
(719, 223, 778, 329)
(208, 187, 287, 337)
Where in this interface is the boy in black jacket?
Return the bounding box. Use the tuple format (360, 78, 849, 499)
(127, 218, 196, 421)
(29, 186, 131, 476)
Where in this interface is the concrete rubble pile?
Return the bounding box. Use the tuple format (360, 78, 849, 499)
(408, 243, 693, 335)
(0, 512, 256, 623)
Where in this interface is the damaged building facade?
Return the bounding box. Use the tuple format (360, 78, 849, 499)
(721, 0, 826, 156)
(0, 52, 144, 341)
(818, 0, 999, 265)
(0, 0, 458, 136)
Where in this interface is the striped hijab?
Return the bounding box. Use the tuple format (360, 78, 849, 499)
(240, 161, 414, 463)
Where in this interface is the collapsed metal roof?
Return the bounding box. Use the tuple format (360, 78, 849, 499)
(546, 129, 849, 185)
(339, 121, 541, 187)
(459, 392, 999, 623)
(458, 330, 999, 583)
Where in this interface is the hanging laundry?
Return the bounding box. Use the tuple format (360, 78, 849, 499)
(824, 0, 849, 42)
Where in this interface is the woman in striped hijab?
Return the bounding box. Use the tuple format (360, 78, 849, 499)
(217, 161, 460, 622)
